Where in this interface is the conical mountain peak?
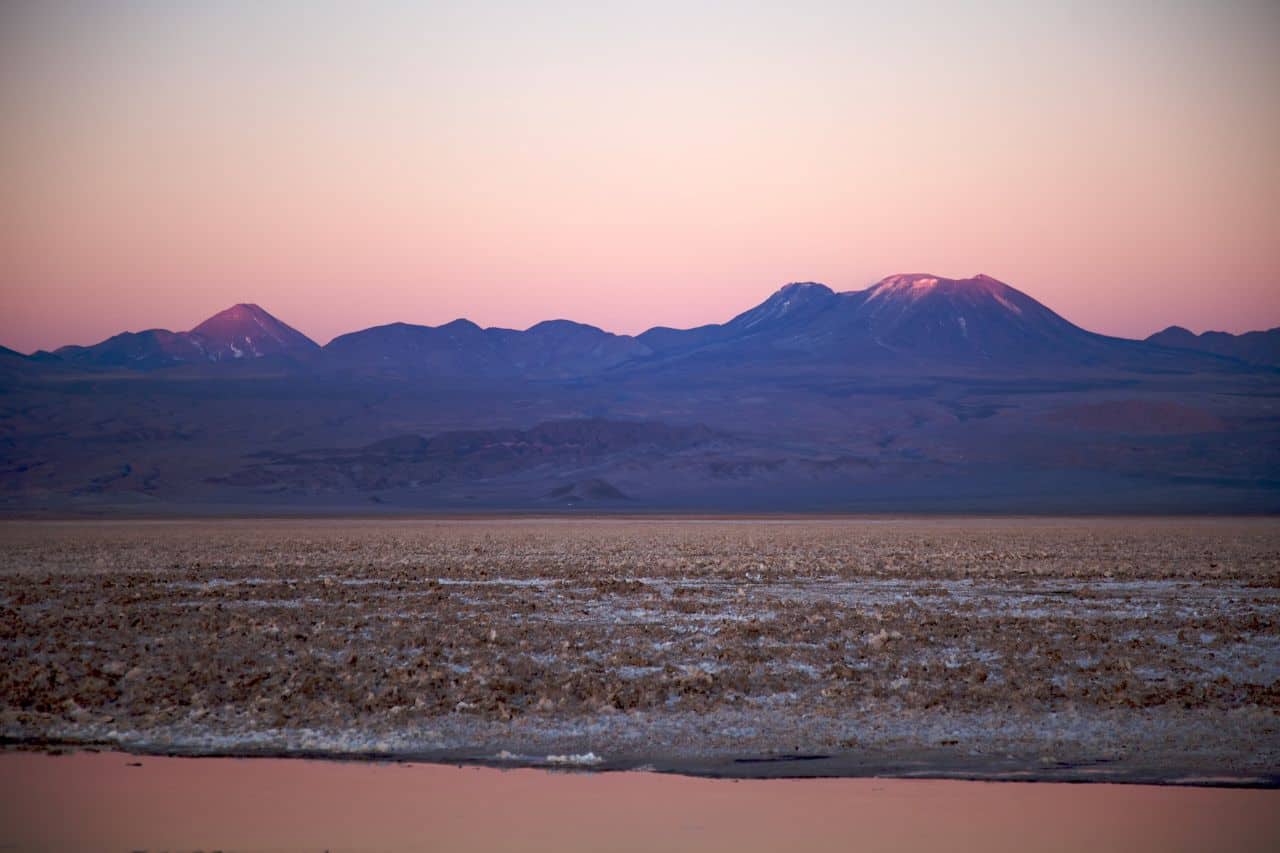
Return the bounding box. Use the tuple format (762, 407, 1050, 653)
(189, 303, 318, 359)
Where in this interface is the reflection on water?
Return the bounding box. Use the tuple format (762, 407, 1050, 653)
(0, 750, 1277, 852)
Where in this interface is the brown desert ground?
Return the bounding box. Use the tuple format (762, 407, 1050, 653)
(1, 517, 1276, 784)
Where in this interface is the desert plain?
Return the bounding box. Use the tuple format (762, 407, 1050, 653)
(1, 517, 1276, 784)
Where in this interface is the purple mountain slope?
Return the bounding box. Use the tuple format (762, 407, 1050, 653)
(324, 318, 651, 378)
(637, 282, 837, 353)
(52, 329, 212, 370)
(1147, 325, 1280, 367)
(635, 273, 1228, 372)
(322, 319, 511, 376)
(836, 273, 1095, 359)
(188, 303, 320, 360)
(52, 304, 318, 369)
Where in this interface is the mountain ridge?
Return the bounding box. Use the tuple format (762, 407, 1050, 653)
(8, 274, 1276, 376)
(1146, 325, 1280, 367)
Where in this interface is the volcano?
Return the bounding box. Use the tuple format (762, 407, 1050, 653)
(52, 304, 318, 368)
(634, 273, 1178, 370)
(188, 303, 320, 361)
(831, 273, 1108, 362)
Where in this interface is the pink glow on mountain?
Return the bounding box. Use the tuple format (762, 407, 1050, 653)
(189, 304, 318, 358)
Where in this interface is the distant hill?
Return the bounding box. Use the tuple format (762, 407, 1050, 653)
(1146, 325, 1280, 367)
(324, 318, 650, 378)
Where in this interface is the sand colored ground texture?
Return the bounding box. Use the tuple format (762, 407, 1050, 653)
(0, 518, 1276, 782)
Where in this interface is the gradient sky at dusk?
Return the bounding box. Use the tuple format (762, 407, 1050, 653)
(2, 1, 1278, 352)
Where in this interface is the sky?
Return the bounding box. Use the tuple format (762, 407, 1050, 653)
(1, 1, 1278, 352)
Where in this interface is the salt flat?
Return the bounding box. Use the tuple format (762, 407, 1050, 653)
(1, 518, 1276, 783)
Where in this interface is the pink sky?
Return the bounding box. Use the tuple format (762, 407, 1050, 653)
(2, 2, 1278, 352)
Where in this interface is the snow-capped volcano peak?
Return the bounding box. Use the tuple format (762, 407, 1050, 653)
(864, 273, 1030, 315)
(188, 303, 319, 359)
(868, 272, 1005, 296)
(835, 272, 1103, 361)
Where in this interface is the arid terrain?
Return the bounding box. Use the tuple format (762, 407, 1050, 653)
(1, 518, 1276, 783)
(5, 278, 1279, 517)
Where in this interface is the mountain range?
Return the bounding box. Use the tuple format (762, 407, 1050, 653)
(2, 273, 1277, 514)
(15, 273, 1276, 375)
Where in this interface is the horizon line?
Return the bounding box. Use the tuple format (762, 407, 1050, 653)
(16, 272, 1278, 355)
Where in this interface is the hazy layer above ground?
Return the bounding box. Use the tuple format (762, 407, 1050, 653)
(2, 364, 1278, 513)
(2, 518, 1276, 782)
